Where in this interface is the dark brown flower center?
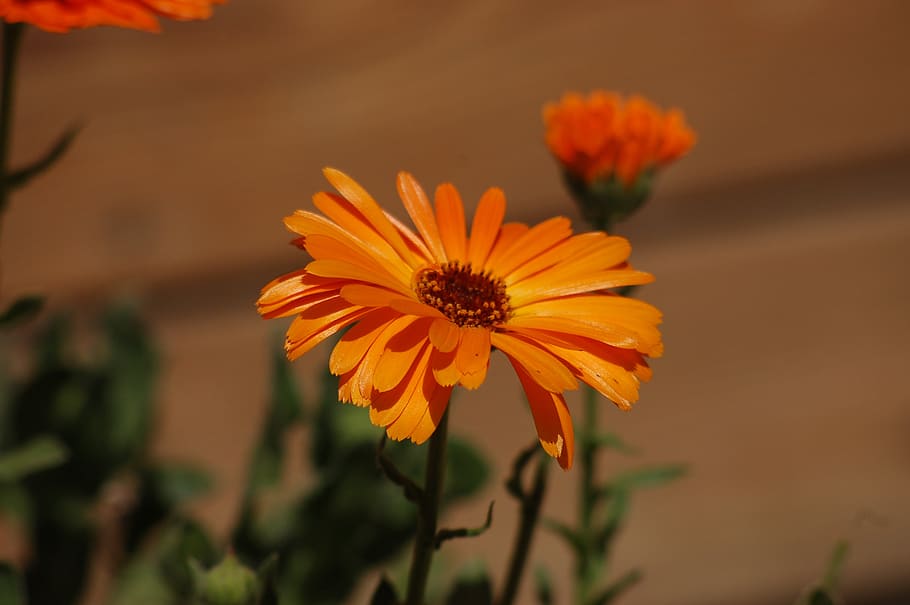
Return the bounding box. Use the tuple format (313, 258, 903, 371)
(415, 261, 512, 328)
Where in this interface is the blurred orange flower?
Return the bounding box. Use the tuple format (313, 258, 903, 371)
(0, 0, 224, 33)
(543, 91, 695, 186)
(258, 169, 662, 469)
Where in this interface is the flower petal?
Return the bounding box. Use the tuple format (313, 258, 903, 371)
(397, 172, 447, 263)
(330, 308, 402, 375)
(487, 216, 572, 276)
(428, 318, 460, 352)
(374, 324, 432, 392)
(409, 383, 453, 444)
(454, 327, 491, 388)
(490, 332, 578, 392)
(321, 169, 420, 268)
(510, 360, 575, 469)
(435, 183, 468, 261)
(466, 187, 506, 269)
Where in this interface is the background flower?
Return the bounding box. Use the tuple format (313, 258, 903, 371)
(0, 0, 224, 32)
(543, 90, 695, 186)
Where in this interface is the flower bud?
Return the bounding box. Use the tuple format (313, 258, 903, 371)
(192, 554, 261, 605)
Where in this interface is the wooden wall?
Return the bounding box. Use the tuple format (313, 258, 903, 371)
(4, 1, 909, 604)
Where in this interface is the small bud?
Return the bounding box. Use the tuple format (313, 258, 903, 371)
(192, 553, 261, 605)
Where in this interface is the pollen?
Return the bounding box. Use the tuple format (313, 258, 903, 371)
(415, 261, 512, 328)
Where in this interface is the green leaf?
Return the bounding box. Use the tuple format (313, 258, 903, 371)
(0, 435, 68, 481)
(587, 569, 642, 605)
(7, 124, 81, 191)
(0, 295, 43, 329)
(610, 464, 687, 490)
(149, 463, 213, 506)
(806, 589, 836, 605)
(587, 432, 639, 456)
(0, 563, 25, 605)
(0, 482, 30, 523)
(444, 436, 489, 501)
(543, 518, 585, 558)
(369, 576, 399, 605)
(534, 566, 554, 605)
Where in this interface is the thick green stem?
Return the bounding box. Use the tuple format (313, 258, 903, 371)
(404, 409, 449, 605)
(1, 22, 24, 218)
(496, 454, 549, 605)
(575, 385, 599, 605)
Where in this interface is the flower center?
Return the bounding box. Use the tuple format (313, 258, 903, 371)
(415, 261, 512, 328)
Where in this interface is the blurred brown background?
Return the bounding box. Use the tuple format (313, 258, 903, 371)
(5, 1, 910, 604)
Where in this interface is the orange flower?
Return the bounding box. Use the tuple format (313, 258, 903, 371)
(543, 91, 695, 186)
(0, 0, 224, 33)
(258, 169, 662, 469)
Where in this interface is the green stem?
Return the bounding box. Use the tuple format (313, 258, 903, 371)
(404, 409, 449, 605)
(496, 453, 549, 605)
(575, 385, 599, 605)
(1, 22, 24, 218)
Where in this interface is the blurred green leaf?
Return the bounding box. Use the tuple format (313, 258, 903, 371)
(0, 436, 68, 481)
(0, 563, 25, 605)
(159, 519, 219, 599)
(588, 569, 642, 605)
(609, 465, 687, 491)
(7, 124, 81, 191)
(369, 576, 398, 605)
(445, 436, 489, 501)
(445, 561, 492, 605)
(543, 518, 584, 558)
(0, 482, 30, 523)
(0, 296, 43, 330)
(534, 566, 554, 605)
(795, 541, 849, 605)
(587, 432, 638, 456)
(149, 464, 213, 506)
(806, 589, 836, 605)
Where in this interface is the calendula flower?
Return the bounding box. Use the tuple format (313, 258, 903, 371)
(258, 169, 662, 469)
(543, 90, 695, 187)
(0, 0, 224, 33)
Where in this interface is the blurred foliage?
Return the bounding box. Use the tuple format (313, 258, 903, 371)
(0, 313, 491, 605)
(795, 542, 850, 605)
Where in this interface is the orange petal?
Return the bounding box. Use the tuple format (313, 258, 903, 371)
(389, 298, 447, 320)
(435, 183, 467, 261)
(397, 172, 447, 263)
(428, 318, 460, 352)
(305, 259, 412, 297)
(285, 300, 368, 361)
(504, 232, 607, 285)
(431, 349, 461, 386)
(484, 222, 529, 272)
(510, 361, 575, 469)
(354, 314, 423, 401)
(387, 356, 444, 441)
(386, 211, 435, 264)
(490, 332, 578, 393)
(454, 327, 492, 385)
(466, 187, 506, 269)
(370, 341, 432, 428)
(330, 308, 401, 375)
(409, 383, 452, 444)
(487, 216, 572, 276)
(374, 325, 432, 392)
(323, 168, 419, 268)
(508, 269, 654, 307)
(292, 205, 411, 282)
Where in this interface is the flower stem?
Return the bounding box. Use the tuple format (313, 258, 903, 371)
(496, 452, 549, 605)
(575, 384, 599, 605)
(404, 409, 449, 605)
(0, 22, 24, 218)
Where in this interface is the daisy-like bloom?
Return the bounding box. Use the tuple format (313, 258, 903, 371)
(543, 90, 695, 186)
(0, 0, 224, 33)
(258, 169, 662, 469)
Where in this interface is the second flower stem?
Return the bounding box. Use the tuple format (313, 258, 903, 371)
(576, 385, 599, 605)
(0, 22, 23, 218)
(404, 409, 449, 605)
